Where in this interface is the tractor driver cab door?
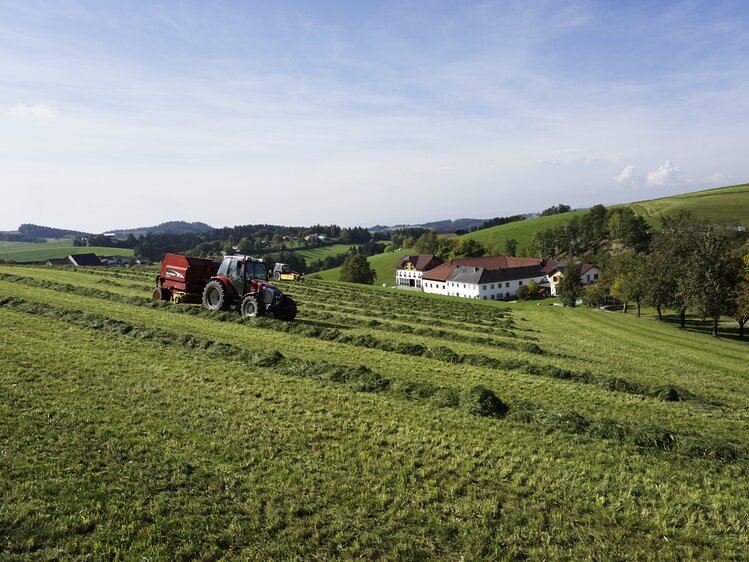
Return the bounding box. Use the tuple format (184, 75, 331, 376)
(226, 259, 245, 296)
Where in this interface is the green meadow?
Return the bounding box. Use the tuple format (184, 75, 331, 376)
(315, 247, 415, 286)
(317, 184, 749, 284)
(1, 264, 747, 560)
(289, 243, 359, 262)
(0, 239, 133, 262)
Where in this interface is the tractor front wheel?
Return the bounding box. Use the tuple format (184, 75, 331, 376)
(203, 280, 229, 311)
(152, 287, 171, 302)
(240, 294, 264, 318)
(274, 296, 297, 321)
(273, 271, 281, 280)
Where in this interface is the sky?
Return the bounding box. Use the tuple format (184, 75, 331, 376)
(1, 0, 749, 232)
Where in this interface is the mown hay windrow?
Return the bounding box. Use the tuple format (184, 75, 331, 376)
(460, 386, 508, 418)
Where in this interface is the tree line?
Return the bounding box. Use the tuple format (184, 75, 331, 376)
(557, 211, 748, 337)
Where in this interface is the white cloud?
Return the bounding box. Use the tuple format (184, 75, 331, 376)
(703, 171, 726, 185)
(8, 103, 57, 120)
(645, 160, 681, 186)
(613, 163, 643, 187)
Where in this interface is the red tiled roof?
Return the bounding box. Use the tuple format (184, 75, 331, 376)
(421, 262, 457, 282)
(421, 255, 544, 282)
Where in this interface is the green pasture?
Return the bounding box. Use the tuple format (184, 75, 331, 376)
(625, 183, 749, 226)
(1, 265, 748, 559)
(289, 243, 358, 262)
(315, 247, 415, 286)
(0, 239, 132, 262)
(462, 183, 749, 257)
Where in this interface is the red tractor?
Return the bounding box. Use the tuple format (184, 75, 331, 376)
(153, 253, 297, 320)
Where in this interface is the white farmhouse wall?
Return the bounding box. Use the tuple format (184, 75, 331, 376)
(396, 269, 424, 288)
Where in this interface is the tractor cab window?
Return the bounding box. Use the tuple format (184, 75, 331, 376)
(247, 261, 267, 280)
(227, 259, 241, 279)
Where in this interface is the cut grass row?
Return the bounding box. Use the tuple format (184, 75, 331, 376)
(0, 271, 720, 408)
(0, 274, 743, 441)
(0, 294, 740, 462)
(4, 309, 747, 559)
(3, 265, 749, 558)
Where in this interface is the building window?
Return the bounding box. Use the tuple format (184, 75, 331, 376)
(518, 280, 523, 285)
(490, 284, 495, 289)
(505, 282, 510, 287)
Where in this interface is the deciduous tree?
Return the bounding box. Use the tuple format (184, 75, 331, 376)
(340, 252, 375, 285)
(558, 263, 583, 307)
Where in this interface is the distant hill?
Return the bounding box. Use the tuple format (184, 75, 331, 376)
(321, 183, 749, 284)
(465, 183, 749, 255)
(17, 224, 90, 238)
(109, 221, 214, 237)
(370, 218, 486, 232)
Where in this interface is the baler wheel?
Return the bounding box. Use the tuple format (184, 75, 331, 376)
(152, 287, 171, 302)
(203, 280, 229, 311)
(240, 295, 264, 318)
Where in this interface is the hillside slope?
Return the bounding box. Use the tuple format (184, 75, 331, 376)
(0, 266, 747, 559)
(315, 247, 415, 286)
(0, 239, 133, 262)
(465, 183, 749, 255)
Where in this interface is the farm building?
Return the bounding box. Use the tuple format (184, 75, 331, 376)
(395, 254, 444, 288)
(421, 256, 548, 300)
(546, 262, 600, 296)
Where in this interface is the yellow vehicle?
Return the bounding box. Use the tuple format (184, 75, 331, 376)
(272, 263, 303, 281)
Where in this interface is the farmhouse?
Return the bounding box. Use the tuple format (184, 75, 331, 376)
(395, 254, 444, 288)
(545, 262, 600, 296)
(421, 256, 547, 300)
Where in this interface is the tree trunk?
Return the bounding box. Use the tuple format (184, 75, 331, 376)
(636, 301, 641, 318)
(712, 315, 719, 337)
(656, 304, 662, 321)
(623, 300, 628, 314)
(739, 320, 745, 338)
(679, 309, 686, 329)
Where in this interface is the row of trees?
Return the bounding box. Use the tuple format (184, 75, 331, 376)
(528, 205, 651, 258)
(561, 211, 748, 337)
(470, 214, 526, 232)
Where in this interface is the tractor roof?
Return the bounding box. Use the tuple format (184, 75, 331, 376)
(224, 254, 265, 263)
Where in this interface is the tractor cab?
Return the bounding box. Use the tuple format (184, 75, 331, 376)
(218, 255, 268, 295)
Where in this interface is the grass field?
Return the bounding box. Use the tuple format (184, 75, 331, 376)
(1, 264, 747, 559)
(289, 243, 357, 262)
(0, 239, 133, 262)
(315, 183, 749, 283)
(315, 247, 415, 286)
(463, 183, 749, 257)
(625, 183, 749, 226)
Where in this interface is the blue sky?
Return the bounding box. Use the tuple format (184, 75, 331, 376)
(2, 0, 748, 232)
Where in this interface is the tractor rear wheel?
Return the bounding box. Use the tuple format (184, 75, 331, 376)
(240, 294, 264, 318)
(203, 280, 229, 311)
(152, 287, 171, 302)
(274, 296, 297, 321)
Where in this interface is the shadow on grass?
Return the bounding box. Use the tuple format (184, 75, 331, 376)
(659, 316, 746, 342)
